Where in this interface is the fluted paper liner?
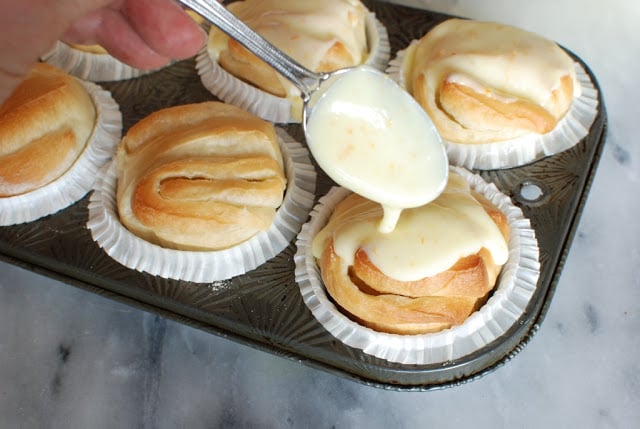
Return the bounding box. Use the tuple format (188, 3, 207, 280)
(294, 166, 540, 365)
(87, 129, 317, 283)
(387, 43, 600, 170)
(42, 41, 161, 82)
(0, 81, 122, 226)
(196, 12, 391, 123)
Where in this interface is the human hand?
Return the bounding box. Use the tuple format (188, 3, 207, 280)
(0, 0, 207, 104)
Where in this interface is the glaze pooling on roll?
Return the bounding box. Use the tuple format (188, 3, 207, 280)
(206, 0, 371, 122)
(312, 172, 509, 283)
(309, 170, 511, 335)
(221, 0, 368, 69)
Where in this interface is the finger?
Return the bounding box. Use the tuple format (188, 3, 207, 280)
(0, 0, 76, 103)
(122, 0, 206, 61)
(62, 8, 172, 70)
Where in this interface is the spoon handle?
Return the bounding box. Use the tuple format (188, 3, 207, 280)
(179, 0, 323, 98)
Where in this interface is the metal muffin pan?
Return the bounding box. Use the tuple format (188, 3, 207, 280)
(0, 1, 607, 390)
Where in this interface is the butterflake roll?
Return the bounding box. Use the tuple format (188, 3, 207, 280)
(0, 62, 122, 226)
(310, 172, 510, 335)
(184, 9, 206, 26)
(400, 19, 580, 145)
(295, 167, 540, 364)
(0, 62, 96, 197)
(116, 101, 287, 251)
(198, 0, 390, 122)
(214, 0, 368, 96)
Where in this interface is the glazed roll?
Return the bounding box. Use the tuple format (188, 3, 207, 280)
(311, 172, 510, 335)
(401, 19, 580, 145)
(198, 0, 393, 123)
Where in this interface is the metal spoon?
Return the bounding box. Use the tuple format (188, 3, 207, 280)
(179, 0, 448, 231)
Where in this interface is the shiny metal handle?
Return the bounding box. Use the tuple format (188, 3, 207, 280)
(179, 0, 323, 98)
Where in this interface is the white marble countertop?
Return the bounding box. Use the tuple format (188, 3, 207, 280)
(1, 0, 638, 427)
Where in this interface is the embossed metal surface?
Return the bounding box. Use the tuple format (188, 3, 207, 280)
(0, 1, 607, 390)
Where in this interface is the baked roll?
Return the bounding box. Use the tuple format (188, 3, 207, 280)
(311, 172, 510, 335)
(208, 0, 369, 98)
(0, 62, 96, 197)
(402, 19, 580, 144)
(116, 102, 286, 251)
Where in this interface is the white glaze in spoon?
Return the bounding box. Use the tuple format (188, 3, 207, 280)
(305, 66, 447, 232)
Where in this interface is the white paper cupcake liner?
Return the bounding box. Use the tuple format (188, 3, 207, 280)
(41, 41, 162, 82)
(388, 44, 600, 170)
(294, 166, 540, 365)
(0, 80, 122, 226)
(196, 12, 391, 123)
(87, 129, 317, 283)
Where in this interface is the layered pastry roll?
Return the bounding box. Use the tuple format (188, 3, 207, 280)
(89, 100, 316, 281)
(390, 19, 598, 169)
(0, 62, 96, 197)
(198, 0, 390, 122)
(116, 101, 287, 251)
(401, 19, 579, 145)
(311, 172, 510, 335)
(0, 62, 121, 225)
(295, 168, 540, 364)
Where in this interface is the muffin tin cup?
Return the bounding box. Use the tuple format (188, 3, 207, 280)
(294, 166, 540, 365)
(387, 42, 599, 170)
(87, 129, 317, 283)
(0, 80, 122, 226)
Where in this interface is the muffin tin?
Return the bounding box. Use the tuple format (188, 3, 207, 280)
(0, 1, 607, 390)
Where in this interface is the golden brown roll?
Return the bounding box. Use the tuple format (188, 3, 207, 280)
(0, 62, 96, 197)
(208, 0, 369, 98)
(312, 172, 510, 335)
(402, 19, 579, 144)
(116, 102, 286, 251)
